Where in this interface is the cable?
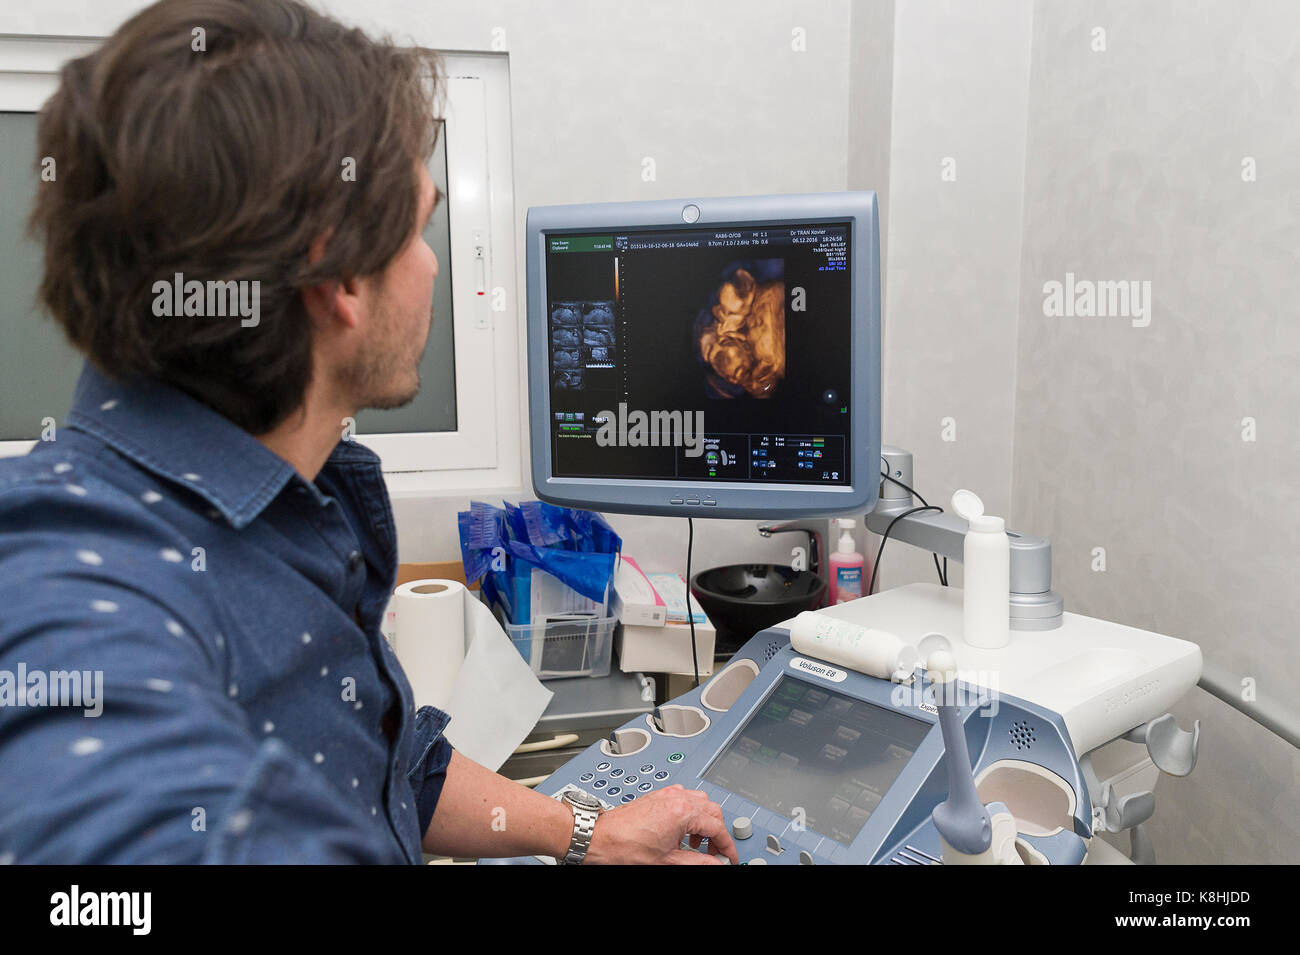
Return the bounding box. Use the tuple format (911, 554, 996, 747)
(685, 516, 700, 688)
(879, 468, 948, 586)
(867, 505, 943, 597)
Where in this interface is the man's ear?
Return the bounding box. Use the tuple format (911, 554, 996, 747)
(300, 229, 364, 331)
(301, 275, 365, 332)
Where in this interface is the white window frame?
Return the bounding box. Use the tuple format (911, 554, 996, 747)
(0, 38, 523, 497)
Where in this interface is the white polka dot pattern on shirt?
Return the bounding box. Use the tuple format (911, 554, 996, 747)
(313, 753, 324, 764)
(76, 550, 103, 566)
(66, 484, 87, 497)
(70, 737, 103, 756)
(165, 619, 185, 637)
(141, 490, 163, 504)
(228, 684, 238, 698)
(100, 399, 118, 411)
(227, 810, 253, 835)
(145, 678, 173, 692)
(91, 599, 119, 613)
(263, 721, 275, 734)
(53, 462, 73, 474)
(159, 548, 183, 563)
(301, 632, 312, 644)
(182, 473, 202, 482)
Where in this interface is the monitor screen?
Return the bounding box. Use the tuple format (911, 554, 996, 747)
(526, 193, 881, 519)
(702, 676, 931, 846)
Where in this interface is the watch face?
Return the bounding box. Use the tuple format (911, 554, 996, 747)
(565, 790, 601, 811)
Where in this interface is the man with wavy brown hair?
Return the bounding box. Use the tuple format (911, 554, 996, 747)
(0, 0, 735, 865)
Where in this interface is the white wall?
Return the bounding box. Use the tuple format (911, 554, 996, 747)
(1012, 0, 1300, 864)
(877, 0, 1034, 589)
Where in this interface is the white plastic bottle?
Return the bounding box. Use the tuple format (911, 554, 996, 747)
(790, 612, 919, 681)
(951, 489, 1009, 649)
(827, 518, 866, 604)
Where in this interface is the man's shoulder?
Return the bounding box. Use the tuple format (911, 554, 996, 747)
(0, 439, 220, 633)
(0, 437, 183, 533)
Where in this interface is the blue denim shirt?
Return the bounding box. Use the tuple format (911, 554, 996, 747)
(0, 362, 453, 863)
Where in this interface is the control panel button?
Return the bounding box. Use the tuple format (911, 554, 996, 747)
(608, 768, 624, 778)
(623, 775, 638, 785)
(732, 816, 753, 840)
(621, 793, 636, 803)
(747, 858, 768, 865)
(592, 779, 607, 790)
(640, 764, 655, 774)
(799, 850, 815, 866)
(596, 761, 611, 772)
(667, 752, 685, 763)
(638, 781, 653, 792)
(766, 834, 782, 854)
(654, 771, 670, 781)
(578, 772, 594, 783)
(606, 787, 621, 796)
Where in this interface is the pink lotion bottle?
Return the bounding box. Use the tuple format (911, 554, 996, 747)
(828, 518, 866, 605)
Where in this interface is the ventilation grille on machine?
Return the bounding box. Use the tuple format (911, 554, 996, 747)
(888, 845, 942, 865)
(1009, 719, 1038, 751)
(763, 640, 782, 662)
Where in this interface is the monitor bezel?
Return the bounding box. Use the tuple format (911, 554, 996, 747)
(525, 191, 881, 519)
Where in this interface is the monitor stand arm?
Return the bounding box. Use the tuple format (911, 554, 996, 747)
(866, 445, 1064, 631)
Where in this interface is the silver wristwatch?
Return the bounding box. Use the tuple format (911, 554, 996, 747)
(559, 790, 602, 865)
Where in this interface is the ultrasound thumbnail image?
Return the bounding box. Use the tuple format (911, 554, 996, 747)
(693, 260, 786, 399)
(550, 300, 618, 388)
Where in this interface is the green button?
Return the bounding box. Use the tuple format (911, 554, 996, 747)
(667, 752, 685, 763)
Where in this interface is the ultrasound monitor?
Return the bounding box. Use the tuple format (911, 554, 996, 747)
(526, 192, 881, 519)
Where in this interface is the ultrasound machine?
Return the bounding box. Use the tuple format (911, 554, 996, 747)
(493, 192, 1202, 865)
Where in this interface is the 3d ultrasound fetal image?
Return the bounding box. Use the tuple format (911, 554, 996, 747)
(694, 260, 786, 398)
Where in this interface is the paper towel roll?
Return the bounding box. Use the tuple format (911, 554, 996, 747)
(392, 579, 468, 711)
(789, 611, 919, 682)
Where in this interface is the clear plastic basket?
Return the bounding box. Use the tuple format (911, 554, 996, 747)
(502, 612, 616, 680)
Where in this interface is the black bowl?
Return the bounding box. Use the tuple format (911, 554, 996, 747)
(690, 564, 826, 655)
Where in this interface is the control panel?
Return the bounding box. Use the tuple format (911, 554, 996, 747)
(486, 625, 1093, 865)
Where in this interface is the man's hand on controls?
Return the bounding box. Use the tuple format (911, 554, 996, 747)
(584, 784, 739, 865)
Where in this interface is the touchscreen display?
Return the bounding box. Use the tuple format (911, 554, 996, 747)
(702, 677, 931, 845)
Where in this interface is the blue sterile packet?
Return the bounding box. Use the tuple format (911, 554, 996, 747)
(456, 500, 622, 615)
(457, 500, 507, 607)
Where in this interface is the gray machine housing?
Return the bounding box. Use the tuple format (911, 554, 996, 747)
(525, 192, 882, 519)
(488, 625, 1093, 865)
